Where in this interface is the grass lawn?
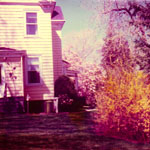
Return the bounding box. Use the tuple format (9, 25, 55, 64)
(0, 111, 150, 150)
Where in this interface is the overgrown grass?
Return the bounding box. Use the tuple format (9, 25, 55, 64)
(0, 112, 150, 149)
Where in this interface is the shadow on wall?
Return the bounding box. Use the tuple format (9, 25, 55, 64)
(23, 55, 53, 114)
(52, 28, 62, 82)
(0, 48, 27, 113)
(0, 13, 55, 113)
(0, 48, 53, 114)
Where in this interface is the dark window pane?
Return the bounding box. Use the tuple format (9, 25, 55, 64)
(26, 13, 37, 19)
(28, 65, 39, 71)
(27, 25, 37, 35)
(28, 58, 39, 65)
(27, 17, 37, 23)
(28, 71, 40, 83)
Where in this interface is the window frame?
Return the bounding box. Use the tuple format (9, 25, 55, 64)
(26, 55, 42, 86)
(25, 11, 39, 37)
(0, 63, 5, 98)
(0, 63, 5, 85)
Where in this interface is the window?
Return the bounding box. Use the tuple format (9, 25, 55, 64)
(27, 57, 40, 84)
(26, 12, 37, 35)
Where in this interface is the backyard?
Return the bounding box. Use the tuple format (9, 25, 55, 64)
(0, 111, 150, 150)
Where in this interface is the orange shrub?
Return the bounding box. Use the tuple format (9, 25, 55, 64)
(95, 69, 150, 143)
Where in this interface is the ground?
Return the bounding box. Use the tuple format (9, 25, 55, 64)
(0, 111, 150, 150)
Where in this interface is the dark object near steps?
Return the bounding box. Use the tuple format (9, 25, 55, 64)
(0, 97, 25, 114)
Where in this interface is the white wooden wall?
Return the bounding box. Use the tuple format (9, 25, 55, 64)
(0, 3, 55, 100)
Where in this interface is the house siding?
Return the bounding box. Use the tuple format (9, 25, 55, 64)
(0, 56, 24, 97)
(52, 29, 63, 82)
(0, 4, 55, 100)
(5, 60, 24, 97)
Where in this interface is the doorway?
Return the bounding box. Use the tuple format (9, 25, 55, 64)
(0, 63, 5, 98)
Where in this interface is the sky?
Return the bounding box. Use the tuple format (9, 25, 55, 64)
(55, 0, 104, 64)
(55, 0, 92, 36)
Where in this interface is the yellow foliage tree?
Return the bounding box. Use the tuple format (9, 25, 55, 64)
(94, 32, 150, 143)
(95, 66, 150, 143)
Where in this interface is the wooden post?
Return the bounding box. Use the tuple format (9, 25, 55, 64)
(46, 101, 50, 113)
(54, 97, 58, 113)
(26, 94, 30, 113)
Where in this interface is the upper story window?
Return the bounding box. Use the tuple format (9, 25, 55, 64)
(27, 57, 41, 84)
(26, 12, 37, 35)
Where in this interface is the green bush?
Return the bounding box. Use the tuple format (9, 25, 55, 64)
(54, 75, 85, 112)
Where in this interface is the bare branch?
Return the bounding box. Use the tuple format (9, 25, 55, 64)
(103, 2, 142, 23)
(142, 40, 150, 49)
(111, 7, 133, 20)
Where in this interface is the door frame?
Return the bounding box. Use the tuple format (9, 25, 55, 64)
(0, 63, 5, 98)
